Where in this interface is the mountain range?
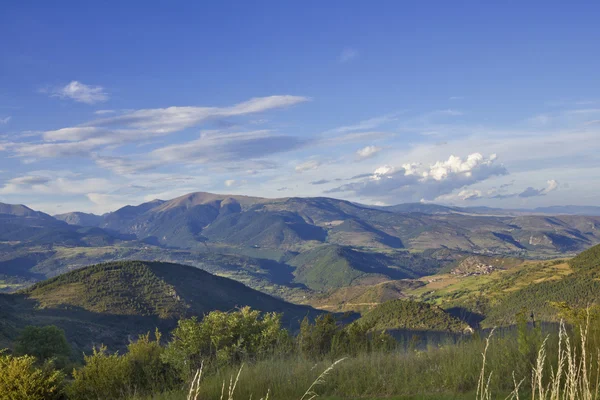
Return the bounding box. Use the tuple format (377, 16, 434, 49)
(2, 191, 600, 353)
(2, 192, 600, 298)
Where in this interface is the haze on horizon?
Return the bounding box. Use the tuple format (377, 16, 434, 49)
(1, 2, 599, 215)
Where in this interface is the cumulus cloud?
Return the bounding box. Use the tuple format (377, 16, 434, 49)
(326, 153, 507, 202)
(356, 145, 382, 160)
(295, 159, 321, 173)
(49, 81, 109, 104)
(339, 48, 359, 63)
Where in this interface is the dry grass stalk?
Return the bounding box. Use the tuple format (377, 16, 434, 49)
(477, 328, 496, 400)
(300, 358, 347, 400)
(187, 361, 204, 400)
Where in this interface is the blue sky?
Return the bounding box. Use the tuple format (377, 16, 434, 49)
(1, 1, 599, 214)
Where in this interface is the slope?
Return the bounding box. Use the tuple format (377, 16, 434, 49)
(0, 261, 321, 352)
(355, 299, 470, 333)
(289, 245, 441, 291)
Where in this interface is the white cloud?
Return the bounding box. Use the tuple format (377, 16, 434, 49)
(326, 115, 398, 135)
(43, 127, 105, 142)
(327, 153, 507, 202)
(295, 159, 321, 173)
(339, 48, 359, 63)
(152, 130, 303, 165)
(49, 81, 109, 104)
(519, 179, 559, 198)
(0, 175, 116, 196)
(8, 175, 52, 186)
(94, 109, 115, 115)
(356, 145, 382, 160)
(9, 95, 309, 162)
(92, 95, 308, 134)
(224, 179, 247, 188)
(0, 116, 10, 124)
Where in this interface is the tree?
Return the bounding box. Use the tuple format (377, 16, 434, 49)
(162, 307, 289, 380)
(15, 325, 71, 367)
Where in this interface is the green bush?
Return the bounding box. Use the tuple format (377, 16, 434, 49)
(68, 331, 176, 400)
(162, 307, 290, 380)
(126, 330, 177, 394)
(15, 325, 71, 368)
(68, 346, 131, 400)
(0, 351, 64, 400)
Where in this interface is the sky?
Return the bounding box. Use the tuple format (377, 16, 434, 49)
(1, 1, 599, 215)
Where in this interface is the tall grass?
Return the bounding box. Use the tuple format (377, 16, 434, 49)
(138, 318, 600, 399)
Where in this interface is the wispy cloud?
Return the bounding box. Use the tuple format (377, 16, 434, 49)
(47, 81, 109, 104)
(295, 159, 321, 173)
(153, 130, 304, 165)
(0, 116, 10, 124)
(9, 95, 309, 163)
(326, 114, 398, 135)
(94, 109, 115, 115)
(339, 47, 359, 63)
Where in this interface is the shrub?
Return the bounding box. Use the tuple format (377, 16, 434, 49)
(68, 346, 131, 400)
(68, 331, 176, 400)
(0, 350, 64, 400)
(126, 330, 177, 394)
(162, 307, 290, 380)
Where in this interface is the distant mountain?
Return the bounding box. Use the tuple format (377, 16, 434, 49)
(0, 260, 321, 351)
(373, 202, 600, 217)
(289, 245, 439, 291)
(2, 194, 600, 301)
(54, 211, 103, 227)
(54, 192, 600, 256)
(374, 203, 461, 214)
(0, 202, 54, 219)
(532, 205, 600, 216)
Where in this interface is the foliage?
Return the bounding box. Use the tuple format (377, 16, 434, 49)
(162, 307, 291, 380)
(569, 243, 600, 270)
(0, 351, 64, 400)
(68, 346, 131, 400)
(15, 325, 71, 367)
(356, 299, 469, 333)
(68, 331, 176, 400)
(297, 313, 396, 360)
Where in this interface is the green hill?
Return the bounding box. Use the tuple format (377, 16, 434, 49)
(0, 261, 320, 352)
(289, 245, 440, 291)
(355, 299, 470, 333)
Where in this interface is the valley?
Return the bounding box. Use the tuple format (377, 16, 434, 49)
(2, 192, 600, 339)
